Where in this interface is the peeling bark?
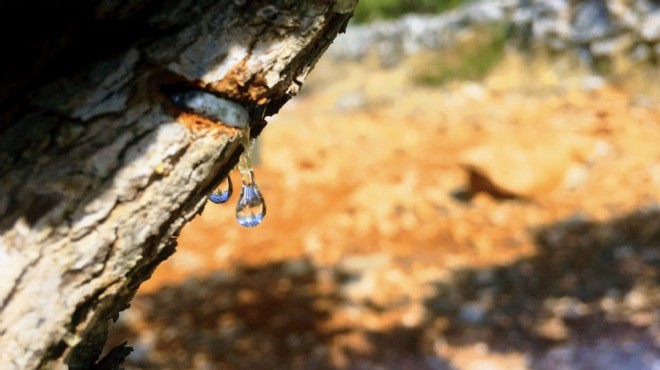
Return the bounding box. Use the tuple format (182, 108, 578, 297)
(0, 1, 355, 369)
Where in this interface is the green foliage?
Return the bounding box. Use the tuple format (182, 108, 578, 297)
(413, 23, 508, 86)
(353, 0, 470, 23)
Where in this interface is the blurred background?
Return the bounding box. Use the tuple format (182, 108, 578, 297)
(109, 0, 660, 369)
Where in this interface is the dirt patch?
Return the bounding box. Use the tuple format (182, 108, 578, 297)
(109, 53, 660, 369)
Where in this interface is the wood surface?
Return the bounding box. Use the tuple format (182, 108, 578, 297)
(0, 1, 355, 368)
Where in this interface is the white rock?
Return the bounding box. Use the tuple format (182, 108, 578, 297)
(641, 13, 660, 41)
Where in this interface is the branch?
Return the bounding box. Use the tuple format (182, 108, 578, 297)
(0, 1, 356, 369)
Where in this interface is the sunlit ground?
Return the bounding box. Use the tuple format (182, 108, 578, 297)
(114, 50, 660, 369)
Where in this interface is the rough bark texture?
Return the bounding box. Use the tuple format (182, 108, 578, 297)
(0, 1, 356, 369)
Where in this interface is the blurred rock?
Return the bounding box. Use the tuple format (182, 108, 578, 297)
(641, 13, 660, 41)
(546, 296, 591, 319)
(458, 133, 595, 199)
(631, 43, 653, 61)
(590, 34, 634, 56)
(572, 0, 616, 43)
(328, 0, 660, 68)
(335, 90, 368, 112)
(328, 1, 512, 64)
(581, 74, 607, 91)
(339, 253, 392, 274)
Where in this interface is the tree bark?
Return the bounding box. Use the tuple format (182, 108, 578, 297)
(0, 1, 356, 369)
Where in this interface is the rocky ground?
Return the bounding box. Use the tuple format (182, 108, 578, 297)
(107, 51, 660, 369)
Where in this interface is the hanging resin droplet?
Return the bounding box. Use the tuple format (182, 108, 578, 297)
(235, 134, 266, 227)
(209, 176, 233, 204)
(236, 181, 266, 227)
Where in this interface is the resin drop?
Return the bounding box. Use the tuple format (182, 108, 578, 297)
(209, 176, 232, 204)
(236, 182, 266, 227)
(235, 134, 266, 227)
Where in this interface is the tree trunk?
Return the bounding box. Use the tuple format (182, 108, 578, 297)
(0, 1, 356, 369)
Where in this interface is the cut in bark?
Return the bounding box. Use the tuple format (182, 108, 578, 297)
(0, 1, 356, 369)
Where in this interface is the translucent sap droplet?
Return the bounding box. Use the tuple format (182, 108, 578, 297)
(234, 128, 266, 227)
(236, 182, 266, 227)
(209, 176, 233, 204)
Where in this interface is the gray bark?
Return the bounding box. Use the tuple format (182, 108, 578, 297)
(0, 1, 355, 369)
